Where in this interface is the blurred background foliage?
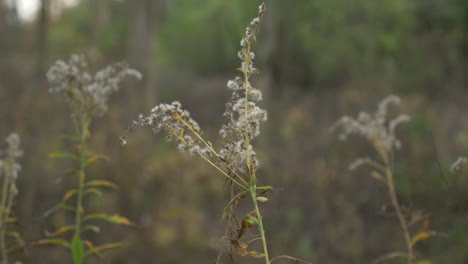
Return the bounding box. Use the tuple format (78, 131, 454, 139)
(0, 0, 468, 263)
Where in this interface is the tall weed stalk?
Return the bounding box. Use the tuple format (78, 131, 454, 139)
(331, 95, 444, 264)
(34, 55, 140, 264)
(0, 133, 25, 263)
(127, 3, 312, 264)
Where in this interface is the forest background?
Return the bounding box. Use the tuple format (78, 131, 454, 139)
(0, 0, 468, 263)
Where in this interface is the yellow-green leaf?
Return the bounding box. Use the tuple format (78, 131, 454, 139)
(46, 225, 75, 237)
(370, 171, 386, 182)
(85, 241, 126, 257)
(82, 225, 100, 234)
(411, 232, 434, 247)
(84, 155, 109, 167)
(93, 242, 126, 253)
(247, 251, 265, 258)
(83, 188, 103, 198)
(416, 260, 432, 264)
(237, 211, 256, 239)
(56, 168, 76, 183)
(84, 240, 103, 258)
(63, 189, 78, 202)
(83, 214, 134, 225)
(33, 238, 70, 248)
(85, 180, 119, 190)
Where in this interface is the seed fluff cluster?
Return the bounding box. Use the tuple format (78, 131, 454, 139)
(133, 3, 267, 177)
(47, 54, 142, 117)
(0, 133, 23, 195)
(331, 95, 410, 169)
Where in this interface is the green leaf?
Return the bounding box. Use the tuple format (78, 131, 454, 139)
(72, 234, 85, 264)
(43, 203, 76, 217)
(82, 225, 100, 234)
(237, 211, 257, 239)
(49, 152, 79, 160)
(245, 215, 259, 225)
(33, 238, 71, 248)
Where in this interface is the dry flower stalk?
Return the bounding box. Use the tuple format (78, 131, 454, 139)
(332, 95, 443, 264)
(129, 3, 312, 264)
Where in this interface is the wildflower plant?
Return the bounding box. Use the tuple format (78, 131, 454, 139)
(331, 95, 443, 264)
(34, 54, 140, 264)
(0, 133, 26, 262)
(127, 3, 311, 264)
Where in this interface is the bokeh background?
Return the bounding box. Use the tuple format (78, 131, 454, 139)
(1, 0, 468, 263)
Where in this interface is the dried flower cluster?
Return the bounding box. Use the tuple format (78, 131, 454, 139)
(133, 3, 267, 179)
(0, 133, 24, 262)
(134, 101, 211, 157)
(0, 133, 23, 195)
(130, 4, 294, 264)
(331, 95, 410, 156)
(450, 156, 467, 172)
(47, 54, 142, 117)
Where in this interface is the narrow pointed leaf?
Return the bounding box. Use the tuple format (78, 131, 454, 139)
(33, 238, 71, 248)
(45, 225, 75, 237)
(84, 155, 109, 167)
(63, 189, 78, 202)
(43, 203, 76, 217)
(85, 180, 119, 190)
(72, 234, 85, 264)
(84, 240, 103, 258)
(222, 191, 247, 219)
(247, 251, 265, 258)
(83, 188, 103, 198)
(411, 231, 436, 247)
(56, 168, 76, 183)
(237, 211, 256, 239)
(82, 225, 100, 234)
(83, 214, 134, 225)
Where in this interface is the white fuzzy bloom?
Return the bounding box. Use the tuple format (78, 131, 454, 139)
(47, 54, 141, 117)
(331, 95, 410, 153)
(0, 133, 22, 195)
(450, 157, 467, 172)
(348, 157, 372, 171)
(128, 2, 266, 179)
(133, 101, 211, 158)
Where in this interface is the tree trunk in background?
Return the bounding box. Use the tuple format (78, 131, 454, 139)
(36, 0, 49, 81)
(90, 0, 109, 57)
(127, 0, 160, 109)
(261, 0, 282, 99)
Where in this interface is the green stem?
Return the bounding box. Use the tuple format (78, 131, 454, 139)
(74, 118, 90, 259)
(250, 179, 270, 264)
(0, 162, 10, 264)
(385, 167, 414, 264)
(378, 147, 414, 264)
